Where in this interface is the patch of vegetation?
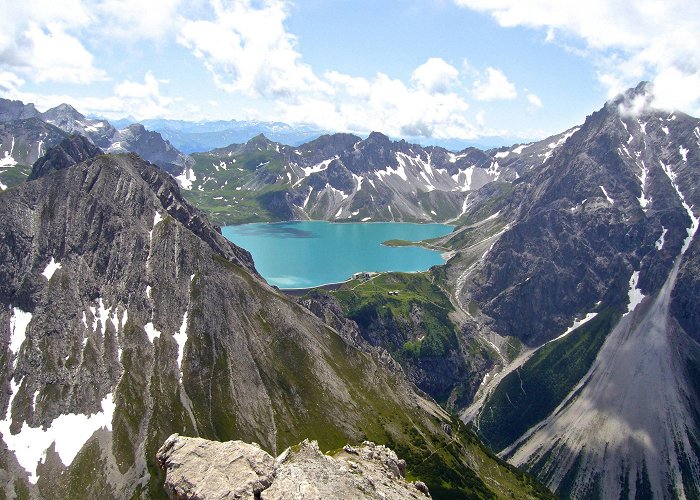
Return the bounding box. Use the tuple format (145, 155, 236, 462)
(0, 164, 32, 190)
(332, 272, 458, 360)
(477, 305, 622, 452)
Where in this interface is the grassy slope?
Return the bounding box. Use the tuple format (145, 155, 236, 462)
(332, 272, 459, 362)
(477, 305, 623, 453)
(182, 150, 290, 225)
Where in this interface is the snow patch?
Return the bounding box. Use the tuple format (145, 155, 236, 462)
(547, 312, 599, 345)
(0, 391, 115, 483)
(175, 168, 196, 191)
(375, 159, 408, 182)
(655, 227, 667, 251)
(42, 257, 62, 281)
(511, 144, 528, 154)
(144, 322, 161, 343)
(361, 217, 372, 222)
(625, 271, 645, 316)
(494, 151, 509, 158)
(548, 127, 580, 149)
(174, 312, 188, 380)
(0, 150, 17, 168)
(451, 166, 475, 192)
(599, 186, 614, 205)
(679, 146, 688, 162)
(9, 308, 32, 359)
(301, 157, 336, 177)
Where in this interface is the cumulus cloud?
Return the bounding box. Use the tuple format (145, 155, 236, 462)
(177, 0, 494, 139)
(0, 0, 105, 84)
(453, 0, 700, 114)
(411, 58, 460, 94)
(178, 0, 325, 98)
(472, 67, 517, 101)
(0, 71, 25, 93)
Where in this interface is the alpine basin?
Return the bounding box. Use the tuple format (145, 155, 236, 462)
(222, 221, 453, 289)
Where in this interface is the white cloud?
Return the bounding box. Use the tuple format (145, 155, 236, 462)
(177, 0, 494, 139)
(472, 67, 517, 101)
(411, 58, 460, 94)
(0, 0, 104, 84)
(453, 0, 700, 114)
(6, 71, 176, 121)
(0, 71, 25, 93)
(178, 0, 326, 98)
(527, 93, 543, 108)
(96, 0, 184, 40)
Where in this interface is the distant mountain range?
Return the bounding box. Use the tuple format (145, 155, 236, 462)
(109, 117, 515, 154)
(0, 99, 191, 191)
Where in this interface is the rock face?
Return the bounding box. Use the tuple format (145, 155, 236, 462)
(28, 134, 103, 180)
(106, 123, 193, 176)
(0, 117, 67, 189)
(157, 434, 430, 500)
(444, 82, 700, 498)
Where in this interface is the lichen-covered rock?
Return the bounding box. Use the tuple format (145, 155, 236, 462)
(156, 435, 430, 500)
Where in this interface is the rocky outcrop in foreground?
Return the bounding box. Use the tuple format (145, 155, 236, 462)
(157, 434, 430, 499)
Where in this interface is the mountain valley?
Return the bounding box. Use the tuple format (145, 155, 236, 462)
(0, 81, 699, 499)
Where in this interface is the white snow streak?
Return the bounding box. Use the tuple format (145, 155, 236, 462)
(625, 271, 645, 316)
(655, 227, 668, 251)
(174, 312, 188, 380)
(42, 258, 62, 281)
(599, 186, 614, 205)
(659, 160, 699, 254)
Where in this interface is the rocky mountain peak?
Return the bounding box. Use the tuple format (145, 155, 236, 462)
(0, 98, 40, 122)
(606, 80, 655, 116)
(28, 134, 103, 181)
(365, 131, 391, 144)
(42, 103, 85, 122)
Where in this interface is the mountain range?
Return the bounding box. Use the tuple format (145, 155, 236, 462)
(0, 134, 550, 498)
(1, 81, 699, 499)
(0, 100, 192, 192)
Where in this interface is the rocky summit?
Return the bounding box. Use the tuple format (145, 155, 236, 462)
(157, 434, 430, 499)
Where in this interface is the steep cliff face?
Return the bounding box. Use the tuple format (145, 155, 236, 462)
(0, 146, 550, 499)
(446, 83, 700, 498)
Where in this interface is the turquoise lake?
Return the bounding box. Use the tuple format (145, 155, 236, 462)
(222, 221, 453, 289)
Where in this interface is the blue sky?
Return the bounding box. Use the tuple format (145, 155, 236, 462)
(1, 0, 699, 145)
